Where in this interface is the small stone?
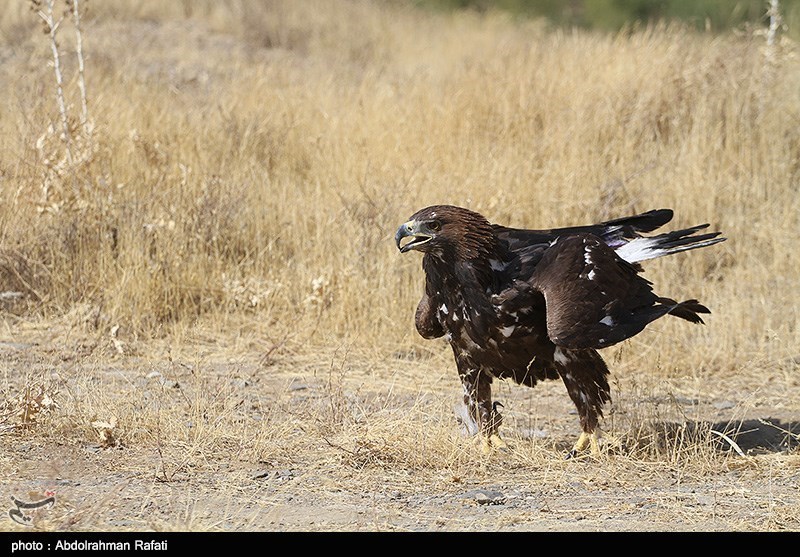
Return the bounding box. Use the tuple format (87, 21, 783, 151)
(463, 489, 506, 505)
(277, 469, 295, 480)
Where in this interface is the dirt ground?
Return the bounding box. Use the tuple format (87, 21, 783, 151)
(2, 331, 799, 532)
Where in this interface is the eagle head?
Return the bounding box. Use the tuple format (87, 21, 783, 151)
(395, 205, 494, 260)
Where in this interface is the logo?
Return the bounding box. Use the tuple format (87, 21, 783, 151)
(8, 492, 56, 526)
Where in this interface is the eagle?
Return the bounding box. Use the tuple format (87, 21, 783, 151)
(395, 205, 724, 458)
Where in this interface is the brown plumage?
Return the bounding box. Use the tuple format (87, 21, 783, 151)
(395, 205, 724, 457)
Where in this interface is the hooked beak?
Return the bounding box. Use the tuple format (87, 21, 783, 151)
(395, 220, 433, 253)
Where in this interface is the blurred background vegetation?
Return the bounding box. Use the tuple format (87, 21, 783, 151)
(0, 0, 797, 365)
(418, 0, 799, 36)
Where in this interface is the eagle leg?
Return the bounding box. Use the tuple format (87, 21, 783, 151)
(556, 348, 612, 459)
(461, 369, 507, 453)
(482, 405, 508, 454)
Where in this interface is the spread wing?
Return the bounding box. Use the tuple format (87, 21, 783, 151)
(528, 233, 707, 350)
(494, 209, 675, 251)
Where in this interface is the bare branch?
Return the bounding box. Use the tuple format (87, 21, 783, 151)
(70, 0, 91, 137)
(39, 0, 73, 164)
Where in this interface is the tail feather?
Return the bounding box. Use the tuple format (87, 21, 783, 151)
(652, 224, 723, 251)
(658, 297, 710, 324)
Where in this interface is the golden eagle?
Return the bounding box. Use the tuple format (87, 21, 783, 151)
(395, 205, 724, 457)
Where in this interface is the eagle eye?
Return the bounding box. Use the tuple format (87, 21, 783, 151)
(429, 220, 442, 232)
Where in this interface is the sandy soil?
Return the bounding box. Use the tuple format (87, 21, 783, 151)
(2, 335, 799, 532)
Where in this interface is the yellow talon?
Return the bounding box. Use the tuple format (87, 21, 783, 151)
(489, 434, 508, 450)
(566, 428, 609, 459)
(480, 434, 509, 454)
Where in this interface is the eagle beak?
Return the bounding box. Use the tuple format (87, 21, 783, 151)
(395, 220, 433, 253)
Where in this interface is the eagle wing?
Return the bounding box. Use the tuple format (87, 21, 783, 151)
(527, 233, 697, 350)
(494, 209, 675, 251)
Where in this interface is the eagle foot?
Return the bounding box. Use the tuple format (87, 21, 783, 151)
(480, 434, 509, 455)
(564, 429, 603, 460)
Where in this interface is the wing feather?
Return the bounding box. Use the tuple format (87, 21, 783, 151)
(494, 209, 674, 251)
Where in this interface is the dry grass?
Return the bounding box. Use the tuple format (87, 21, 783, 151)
(1, 0, 799, 531)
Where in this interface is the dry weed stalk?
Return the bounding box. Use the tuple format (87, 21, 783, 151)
(31, 0, 96, 210)
(68, 0, 91, 136)
(760, 0, 786, 112)
(709, 428, 746, 457)
(766, 0, 783, 50)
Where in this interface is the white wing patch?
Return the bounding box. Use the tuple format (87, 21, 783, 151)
(615, 237, 664, 263)
(599, 315, 614, 326)
(501, 325, 515, 338)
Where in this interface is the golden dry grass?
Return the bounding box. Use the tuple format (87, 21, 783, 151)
(1, 0, 799, 531)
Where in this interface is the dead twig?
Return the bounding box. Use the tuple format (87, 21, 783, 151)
(35, 0, 73, 164)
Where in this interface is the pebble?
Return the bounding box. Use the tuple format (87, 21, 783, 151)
(462, 489, 506, 505)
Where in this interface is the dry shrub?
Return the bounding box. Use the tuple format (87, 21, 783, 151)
(1, 380, 59, 434)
